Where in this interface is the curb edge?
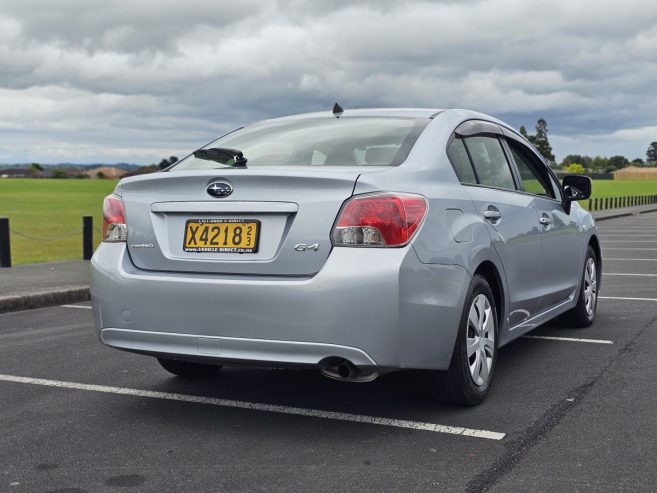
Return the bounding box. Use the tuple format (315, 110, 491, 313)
(0, 287, 90, 314)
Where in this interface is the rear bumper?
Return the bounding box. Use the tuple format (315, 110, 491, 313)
(91, 243, 470, 370)
(101, 328, 377, 368)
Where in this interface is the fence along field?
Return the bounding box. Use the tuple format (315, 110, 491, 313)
(0, 178, 657, 265)
(580, 180, 657, 210)
(0, 179, 118, 265)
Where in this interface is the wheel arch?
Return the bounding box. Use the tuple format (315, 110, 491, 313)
(473, 260, 505, 330)
(588, 234, 601, 265)
(588, 233, 602, 287)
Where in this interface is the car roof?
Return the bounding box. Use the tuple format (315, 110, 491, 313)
(242, 108, 520, 142)
(252, 107, 515, 126)
(260, 108, 444, 122)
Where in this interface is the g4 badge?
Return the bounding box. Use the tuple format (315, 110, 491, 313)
(294, 243, 320, 252)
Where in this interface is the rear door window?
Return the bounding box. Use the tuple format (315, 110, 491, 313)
(447, 137, 477, 184)
(463, 136, 516, 190)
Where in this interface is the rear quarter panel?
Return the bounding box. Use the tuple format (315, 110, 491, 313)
(353, 112, 513, 339)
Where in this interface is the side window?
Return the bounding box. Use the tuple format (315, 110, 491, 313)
(507, 140, 554, 199)
(463, 136, 516, 190)
(548, 174, 562, 200)
(447, 137, 477, 184)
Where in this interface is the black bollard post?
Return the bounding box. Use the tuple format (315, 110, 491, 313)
(0, 217, 10, 268)
(83, 216, 93, 260)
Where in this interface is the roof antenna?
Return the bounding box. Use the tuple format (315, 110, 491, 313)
(333, 102, 344, 118)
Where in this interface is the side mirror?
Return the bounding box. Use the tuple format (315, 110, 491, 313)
(561, 175, 592, 214)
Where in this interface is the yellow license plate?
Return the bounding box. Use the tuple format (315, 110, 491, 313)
(183, 219, 260, 253)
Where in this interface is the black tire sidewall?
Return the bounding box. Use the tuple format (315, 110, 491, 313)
(578, 246, 598, 325)
(452, 275, 499, 402)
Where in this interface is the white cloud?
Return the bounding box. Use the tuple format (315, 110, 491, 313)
(1, 0, 657, 163)
(552, 125, 657, 160)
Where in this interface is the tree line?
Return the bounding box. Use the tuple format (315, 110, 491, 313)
(519, 119, 657, 173)
(9, 132, 657, 178)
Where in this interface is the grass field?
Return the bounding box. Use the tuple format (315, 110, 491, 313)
(0, 179, 118, 265)
(1, 178, 657, 265)
(587, 180, 657, 198)
(579, 180, 657, 210)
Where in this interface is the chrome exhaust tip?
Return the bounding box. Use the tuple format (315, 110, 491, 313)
(319, 358, 379, 383)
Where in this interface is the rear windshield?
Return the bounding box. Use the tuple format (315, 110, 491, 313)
(171, 117, 429, 170)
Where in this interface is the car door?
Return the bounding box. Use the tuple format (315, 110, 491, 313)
(502, 131, 580, 311)
(449, 121, 543, 327)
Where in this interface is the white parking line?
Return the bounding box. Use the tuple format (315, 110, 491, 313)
(603, 247, 657, 251)
(522, 335, 613, 344)
(600, 296, 657, 302)
(603, 273, 657, 277)
(604, 258, 657, 261)
(0, 374, 505, 441)
(60, 305, 92, 310)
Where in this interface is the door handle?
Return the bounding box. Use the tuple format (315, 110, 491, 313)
(539, 216, 552, 226)
(483, 210, 502, 221)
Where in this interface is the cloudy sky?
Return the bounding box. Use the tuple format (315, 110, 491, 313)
(1, 0, 657, 164)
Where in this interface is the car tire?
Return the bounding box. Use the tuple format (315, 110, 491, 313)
(562, 246, 599, 328)
(157, 358, 222, 378)
(430, 274, 498, 406)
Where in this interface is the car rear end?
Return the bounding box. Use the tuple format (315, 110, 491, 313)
(90, 111, 470, 378)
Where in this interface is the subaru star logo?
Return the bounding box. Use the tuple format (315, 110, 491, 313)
(206, 181, 233, 198)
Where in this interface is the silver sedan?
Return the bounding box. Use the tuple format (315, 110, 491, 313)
(91, 107, 600, 405)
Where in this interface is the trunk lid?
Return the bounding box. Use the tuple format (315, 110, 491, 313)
(119, 168, 376, 275)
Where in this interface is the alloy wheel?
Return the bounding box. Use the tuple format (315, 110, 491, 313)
(466, 294, 495, 386)
(584, 257, 597, 317)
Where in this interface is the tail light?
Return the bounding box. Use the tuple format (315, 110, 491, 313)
(332, 192, 428, 247)
(102, 194, 128, 242)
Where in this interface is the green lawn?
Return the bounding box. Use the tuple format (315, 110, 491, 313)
(1, 178, 657, 265)
(0, 179, 118, 265)
(581, 180, 657, 210)
(588, 180, 657, 199)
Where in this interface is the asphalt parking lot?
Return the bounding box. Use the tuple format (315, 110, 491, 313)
(2, 212, 657, 492)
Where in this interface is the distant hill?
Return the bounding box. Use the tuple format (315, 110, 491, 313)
(0, 163, 141, 170)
